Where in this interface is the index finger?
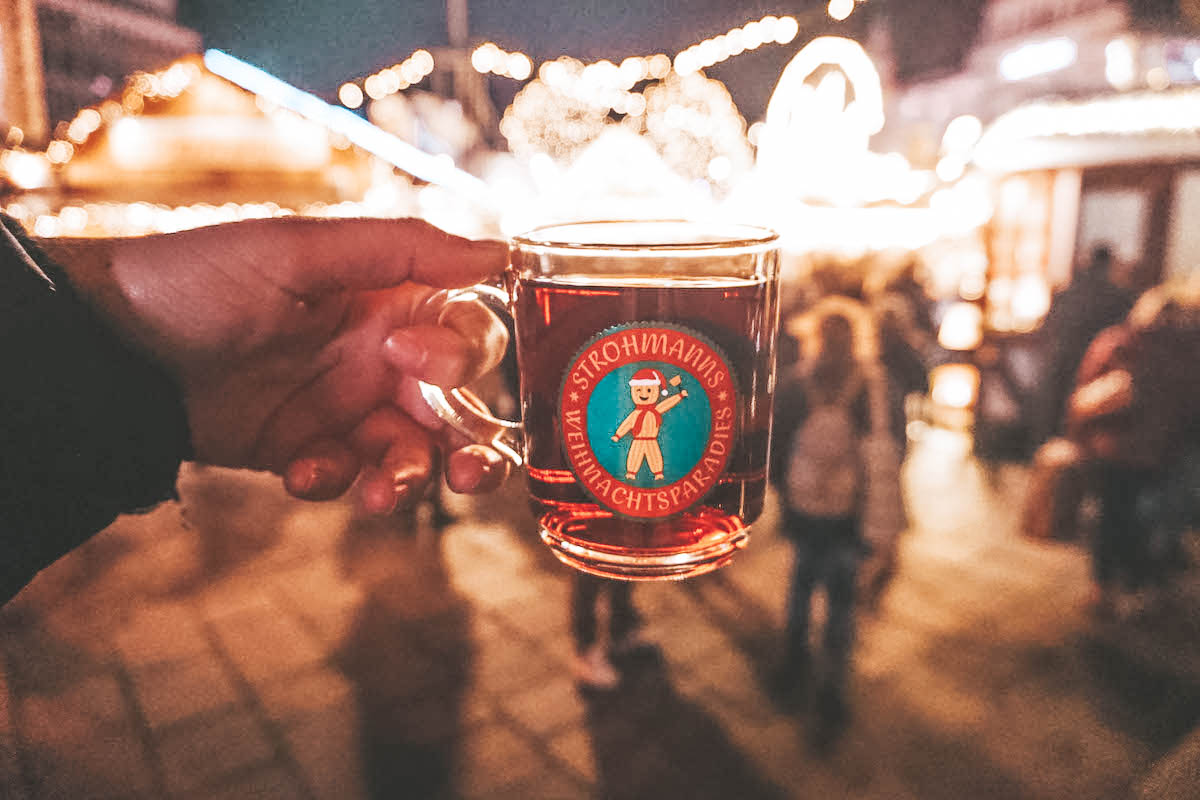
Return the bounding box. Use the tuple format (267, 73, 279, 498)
(230, 217, 508, 293)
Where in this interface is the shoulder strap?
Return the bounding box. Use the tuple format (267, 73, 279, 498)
(835, 368, 866, 408)
(802, 366, 865, 410)
(863, 363, 891, 436)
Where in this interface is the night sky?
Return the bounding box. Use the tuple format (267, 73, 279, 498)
(176, 0, 985, 121)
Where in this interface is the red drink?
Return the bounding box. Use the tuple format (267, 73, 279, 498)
(510, 272, 780, 579)
(419, 221, 780, 580)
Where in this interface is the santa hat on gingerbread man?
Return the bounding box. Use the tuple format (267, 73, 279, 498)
(629, 368, 669, 396)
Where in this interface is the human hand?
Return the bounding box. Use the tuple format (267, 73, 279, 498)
(43, 217, 511, 513)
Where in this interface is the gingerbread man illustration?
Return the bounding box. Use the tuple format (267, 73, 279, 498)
(611, 368, 687, 480)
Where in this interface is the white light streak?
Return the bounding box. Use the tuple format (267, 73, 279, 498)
(999, 38, 1077, 82)
(203, 49, 492, 202)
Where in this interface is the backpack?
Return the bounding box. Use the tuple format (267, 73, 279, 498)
(784, 373, 864, 518)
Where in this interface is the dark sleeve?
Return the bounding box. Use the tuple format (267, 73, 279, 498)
(769, 371, 808, 491)
(0, 215, 192, 605)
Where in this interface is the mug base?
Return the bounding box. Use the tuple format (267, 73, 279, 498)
(538, 506, 750, 581)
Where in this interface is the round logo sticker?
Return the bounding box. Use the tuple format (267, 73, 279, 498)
(559, 322, 738, 519)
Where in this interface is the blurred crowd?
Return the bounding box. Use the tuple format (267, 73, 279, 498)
(796, 246, 1200, 615)
(1031, 257, 1200, 620)
(734, 244, 1200, 748)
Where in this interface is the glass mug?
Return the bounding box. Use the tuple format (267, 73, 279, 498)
(421, 220, 781, 580)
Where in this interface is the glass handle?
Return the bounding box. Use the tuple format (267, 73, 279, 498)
(417, 284, 525, 467)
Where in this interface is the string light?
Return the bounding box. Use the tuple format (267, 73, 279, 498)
(338, 82, 364, 109)
(340, 48, 436, 108)
(8, 12, 965, 256)
(45, 140, 74, 164)
(501, 56, 751, 188)
(501, 57, 613, 162)
(66, 108, 102, 144)
(828, 0, 854, 22)
(828, 0, 868, 22)
(674, 14, 799, 75)
(643, 72, 753, 184)
(21, 58, 207, 174)
(471, 42, 533, 80)
(507, 53, 533, 81)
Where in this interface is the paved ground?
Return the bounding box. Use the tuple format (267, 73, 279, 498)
(2, 429, 1200, 799)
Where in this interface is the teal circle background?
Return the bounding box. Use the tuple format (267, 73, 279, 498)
(587, 361, 713, 488)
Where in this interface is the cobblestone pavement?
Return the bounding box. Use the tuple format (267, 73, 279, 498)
(2, 429, 1199, 799)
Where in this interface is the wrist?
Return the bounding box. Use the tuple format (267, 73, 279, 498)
(37, 236, 137, 341)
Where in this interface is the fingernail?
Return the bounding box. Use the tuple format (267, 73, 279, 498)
(457, 458, 486, 492)
(290, 462, 322, 495)
(384, 329, 425, 372)
(450, 447, 501, 492)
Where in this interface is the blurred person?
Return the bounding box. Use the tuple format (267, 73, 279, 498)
(865, 256, 939, 449)
(865, 255, 939, 351)
(569, 572, 651, 690)
(1127, 281, 1200, 588)
(769, 296, 886, 750)
(871, 292, 930, 454)
(1067, 280, 1200, 617)
(1036, 243, 1136, 445)
(0, 213, 512, 606)
(859, 294, 917, 605)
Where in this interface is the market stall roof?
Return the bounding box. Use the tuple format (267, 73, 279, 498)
(974, 87, 1200, 173)
(25, 51, 490, 210)
(203, 50, 490, 201)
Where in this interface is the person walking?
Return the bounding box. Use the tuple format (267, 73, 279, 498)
(1067, 281, 1200, 617)
(569, 572, 650, 689)
(1037, 243, 1135, 445)
(769, 296, 885, 750)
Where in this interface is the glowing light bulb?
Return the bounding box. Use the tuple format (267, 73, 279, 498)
(401, 60, 425, 83)
(776, 16, 800, 44)
(674, 53, 698, 75)
(472, 44, 497, 73)
(364, 75, 385, 100)
(381, 68, 402, 93)
(46, 140, 74, 164)
(725, 30, 745, 56)
(339, 82, 364, 108)
(508, 53, 533, 81)
(647, 54, 672, 78)
(707, 155, 732, 181)
(411, 49, 434, 74)
(743, 21, 763, 49)
(1105, 38, 1136, 89)
(620, 56, 647, 86)
(828, 0, 854, 22)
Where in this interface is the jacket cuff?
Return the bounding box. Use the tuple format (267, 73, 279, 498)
(0, 216, 192, 603)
